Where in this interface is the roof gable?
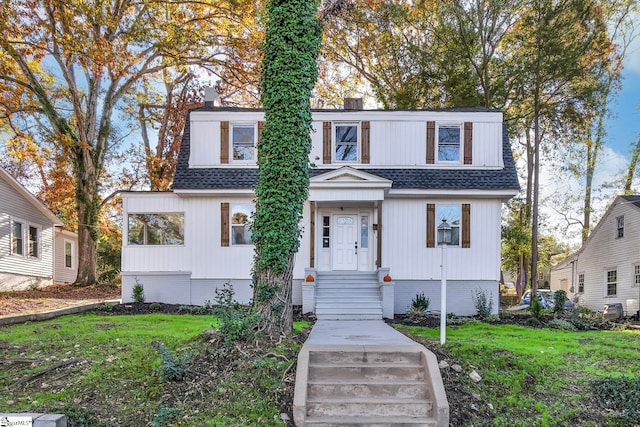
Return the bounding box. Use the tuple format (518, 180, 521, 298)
(0, 167, 62, 225)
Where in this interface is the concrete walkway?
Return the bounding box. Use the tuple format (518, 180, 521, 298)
(293, 320, 449, 426)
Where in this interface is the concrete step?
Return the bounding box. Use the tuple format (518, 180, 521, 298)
(309, 365, 424, 382)
(309, 351, 422, 365)
(303, 415, 438, 426)
(315, 302, 382, 309)
(306, 398, 432, 417)
(316, 313, 383, 320)
(308, 381, 429, 399)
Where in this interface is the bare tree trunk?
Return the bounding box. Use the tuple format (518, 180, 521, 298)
(74, 168, 99, 284)
(625, 137, 640, 194)
(531, 111, 540, 297)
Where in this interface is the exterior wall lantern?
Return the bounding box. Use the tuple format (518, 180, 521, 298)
(437, 218, 452, 345)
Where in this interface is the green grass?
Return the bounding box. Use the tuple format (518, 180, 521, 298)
(396, 321, 640, 426)
(1, 314, 307, 426)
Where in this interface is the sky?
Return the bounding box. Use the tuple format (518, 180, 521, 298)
(539, 31, 640, 247)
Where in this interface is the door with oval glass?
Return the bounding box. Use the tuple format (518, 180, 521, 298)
(332, 214, 358, 270)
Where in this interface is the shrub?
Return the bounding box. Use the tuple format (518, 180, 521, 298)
(525, 317, 542, 327)
(153, 341, 190, 382)
(153, 405, 178, 426)
(593, 376, 640, 423)
(214, 282, 260, 346)
(407, 292, 430, 318)
(530, 296, 543, 319)
(131, 279, 145, 303)
(472, 288, 494, 318)
(149, 302, 162, 311)
(547, 318, 577, 331)
(553, 290, 567, 314)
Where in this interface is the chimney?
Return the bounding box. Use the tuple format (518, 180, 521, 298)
(343, 98, 363, 110)
(204, 86, 219, 107)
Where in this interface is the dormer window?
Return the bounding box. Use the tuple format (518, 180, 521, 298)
(437, 125, 461, 162)
(335, 123, 359, 162)
(232, 124, 256, 162)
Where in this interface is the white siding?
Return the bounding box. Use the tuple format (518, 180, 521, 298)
(382, 199, 501, 281)
(190, 110, 505, 168)
(0, 177, 55, 289)
(54, 231, 78, 283)
(573, 200, 640, 314)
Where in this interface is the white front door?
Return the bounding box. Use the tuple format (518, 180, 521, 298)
(332, 214, 358, 270)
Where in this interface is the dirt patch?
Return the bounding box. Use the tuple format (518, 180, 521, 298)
(0, 283, 120, 317)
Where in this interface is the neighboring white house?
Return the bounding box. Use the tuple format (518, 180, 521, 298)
(121, 100, 520, 316)
(550, 195, 640, 316)
(0, 167, 78, 290)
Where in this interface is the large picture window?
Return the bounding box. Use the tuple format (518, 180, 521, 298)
(335, 123, 359, 162)
(435, 205, 460, 246)
(232, 124, 256, 161)
(437, 125, 461, 162)
(128, 213, 184, 245)
(11, 220, 24, 255)
(231, 204, 253, 245)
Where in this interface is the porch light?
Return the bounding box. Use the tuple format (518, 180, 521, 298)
(437, 218, 452, 245)
(437, 218, 451, 345)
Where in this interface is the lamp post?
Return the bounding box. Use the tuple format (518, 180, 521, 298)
(437, 218, 452, 345)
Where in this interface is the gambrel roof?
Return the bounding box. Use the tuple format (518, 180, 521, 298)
(172, 107, 520, 193)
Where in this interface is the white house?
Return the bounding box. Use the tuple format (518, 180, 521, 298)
(121, 100, 519, 317)
(0, 167, 78, 290)
(550, 195, 640, 316)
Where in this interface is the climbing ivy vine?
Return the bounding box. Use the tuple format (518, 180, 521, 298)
(252, 0, 322, 337)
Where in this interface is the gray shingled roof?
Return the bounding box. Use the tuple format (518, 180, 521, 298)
(621, 195, 640, 208)
(173, 109, 520, 192)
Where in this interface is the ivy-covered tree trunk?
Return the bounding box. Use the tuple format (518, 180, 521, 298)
(252, 0, 322, 338)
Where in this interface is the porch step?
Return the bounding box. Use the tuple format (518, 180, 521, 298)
(298, 350, 440, 426)
(315, 272, 382, 320)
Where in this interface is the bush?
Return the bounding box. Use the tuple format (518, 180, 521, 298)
(553, 290, 567, 314)
(530, 296, 543, 319)
(131, 279, 145, 303)
(407, 292, 430, 318)
(472, 289, 494, 318)
(547, 318, 577, 331)
(214, 282, 260, 346)
(153, 405, 178, 426)
(153, 341, 191, 382)
(593, 376, 640, 423)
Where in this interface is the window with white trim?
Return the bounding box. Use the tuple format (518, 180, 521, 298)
(616, 216, 624, 238)
(128, 213, 184, 245)
(232, 124, 256, 161)
(334, 123, 359, 162)
(437, 125, 461, 162)
(578, 273, 584, 293)
(28, 226, 39, 258)
(435, 205, 460, 246)
(65, 241, 73, 268)
(606, 269, 617, 296)
(11, 220, 24, 255)
(635, 265, 640, 287)
(231, 204, 253, 245)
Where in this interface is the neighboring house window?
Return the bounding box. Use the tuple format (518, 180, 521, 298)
(334, 123, 359, 162)
(435, 205, 461, 246)
(28, 226, 39, 258)
(578, 273, 584, 293)
(128, 213, 184, 245)
(635, 265, 640, 287)
(437, 125, 461, 162)
(538, 272, 544, 280)
(606, 269, 617, 296)
(231, 204, 253, 245)
(616, 216, 624, 238)
(11, 220, 24, 255)
(65, 241, 73, 268)
(232, 124, 256, 161)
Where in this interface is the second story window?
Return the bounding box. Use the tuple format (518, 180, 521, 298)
(437, 125, 461, 162)
(232, 124, 256, 161)
(335, 123, 359, 162)
(578, 273, 584, 293)
(616, 216, 624, 238)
